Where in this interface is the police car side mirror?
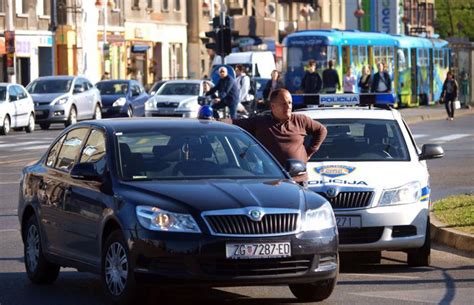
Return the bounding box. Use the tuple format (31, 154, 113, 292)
(419, 144, 444, 161)
(286, 159, 306, 177)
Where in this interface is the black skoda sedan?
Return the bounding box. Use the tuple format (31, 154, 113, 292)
(18, 118, 338, 304)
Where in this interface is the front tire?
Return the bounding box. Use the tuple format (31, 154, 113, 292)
(93, 104, 102, 120)
(126, 106, 133, 118)
(39, 123, 50, 130)
(25, 114, 35, 133)
(407, 218, 431, 267)
(289, 277, 337, 302)
(102, 231, 138, 305)
(65, 106, 77, 127)
(0, 115, 11, 135)
(23, 216, 60, 284)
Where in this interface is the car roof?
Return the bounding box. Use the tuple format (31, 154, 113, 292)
(33, 76, 76, 81)
(96, 80, 130, 84)
(162, 80, 203, 85)
(296, 107, 401, 121)
(77, 118, 242, 134)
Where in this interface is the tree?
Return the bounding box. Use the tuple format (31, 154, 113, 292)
(435, 0, 474, 40)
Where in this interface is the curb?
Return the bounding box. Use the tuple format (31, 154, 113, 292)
(430, 212, 474, 252)
(402, 107, 474, 124)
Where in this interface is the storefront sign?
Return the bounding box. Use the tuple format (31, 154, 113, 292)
(15, 37, 32, 56)
(7, 53, 15, 75)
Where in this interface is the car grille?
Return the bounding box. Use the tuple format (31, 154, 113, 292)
(157, 102, 179, 108)
(204, 213, 299, 236)
(200, 255, 313, 277)
(35, 110, 49, 120)
(317, 191, 373, 209)
(338, 227, 384, 244)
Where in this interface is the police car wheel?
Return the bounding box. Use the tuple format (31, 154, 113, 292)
(407, 218, 431, 267)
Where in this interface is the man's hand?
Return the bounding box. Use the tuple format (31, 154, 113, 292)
(212, 98, 221, 104)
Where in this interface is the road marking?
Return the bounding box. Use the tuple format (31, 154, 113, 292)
(0, 229, 19, 232)
(0, 152, 42, 159)
(0, 181, 18, 185)
(413, 134, 428, 139)
(344, 273, 420, 280)
(431, 133, 471, 143)
(0, 141, 49, 148)
(14, 145, 50, 151)
(0, 158, 38, 165)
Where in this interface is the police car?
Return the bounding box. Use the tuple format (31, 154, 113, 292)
(299, 94, 444, 266)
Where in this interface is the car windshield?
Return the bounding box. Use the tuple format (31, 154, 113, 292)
(96, 82, 128, 95)
(27, 79, 72, 94)
(0, 87, 6, 101)
(308, 119, 410, 161)
(157, 83, 200, 96)
(117, 130, 285, 180)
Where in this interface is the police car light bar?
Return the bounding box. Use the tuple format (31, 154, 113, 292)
(318, 93, 395, 107)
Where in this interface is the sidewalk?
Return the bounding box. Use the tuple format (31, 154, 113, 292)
(399, 103, 474, 124)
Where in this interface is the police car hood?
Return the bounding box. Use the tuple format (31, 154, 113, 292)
(154, 95, 196, 104)
(307, 161, 422, 190)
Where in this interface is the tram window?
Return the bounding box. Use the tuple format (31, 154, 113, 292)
(328, 46, 339, 68)
(387, 47, 394, 72)
(374, 47, 382, 65)
(288, 47, 303, 69)
(359, 46, 368, 65)
(352, 46, 359, 67)
(445, 50, 449, 69)
(397, 49, 408, 70)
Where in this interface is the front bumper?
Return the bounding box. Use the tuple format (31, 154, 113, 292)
(145, 108, 196, 118)
(125, 228, 338, 286)
(102, 106, 127, 118)
(34, 104, 70, 122)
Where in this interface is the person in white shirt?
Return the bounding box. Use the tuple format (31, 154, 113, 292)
(343, 67, 357, 93)
(235, 64, 252, 115)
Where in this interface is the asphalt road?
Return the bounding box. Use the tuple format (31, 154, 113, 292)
(0, 118, 473, 305)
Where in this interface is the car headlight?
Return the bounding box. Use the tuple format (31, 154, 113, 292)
(112, 97, 126, 107)
(179, 100, 195, 109)
(379, 181, 421, 206)
(301, 202, 336, 231)
(136, 205, 201, 233)
(52, 97, 68, 105)
(145, 98, 156, 110)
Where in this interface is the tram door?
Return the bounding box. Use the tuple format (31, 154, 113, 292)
(342, 45, 350, 73)
(411, 49, 418, 104)
(429, 48, 434, 103)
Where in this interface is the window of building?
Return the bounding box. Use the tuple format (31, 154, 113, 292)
(132, 0, 140, 9)
(16, 0, 29, 14)
(147, 0, 153, 9)
(427, 4, 434, 26)
(0, 1, 5, 13)
(36, 0, 50, 16)
(162, 0, 169, 11)
(175, 0, 181, 11)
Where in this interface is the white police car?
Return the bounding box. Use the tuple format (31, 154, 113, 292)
(299, 95, 444, 266)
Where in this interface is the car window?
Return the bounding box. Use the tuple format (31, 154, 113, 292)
(14, 86, 28, 99)
(8, 86, 18, 102)
(97, 82, 129, 95)
(74, 79, 85, 93)
(27, 79, 72, 94)
(85, 81, 93, 90)
(0, 87, 6, 101)
(116, 130, 284, 180)
(55, 128, 90, 172)
(80, 129, 106, 163)
(157, 83, 200, 96)
(46, 135, 66, 168)
(309, 119, 410, 161)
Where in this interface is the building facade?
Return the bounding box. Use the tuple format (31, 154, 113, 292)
(0, 0, 54, 86)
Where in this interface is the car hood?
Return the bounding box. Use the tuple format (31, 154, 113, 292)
(120, 179, 306, 213)
(30, 93, 68, 103)
(101, 95, 126, 106)
(154, 95, 196, 104)
(306, 161, 426, 190)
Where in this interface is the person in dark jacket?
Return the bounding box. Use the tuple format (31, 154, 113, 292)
(205, 67, 240, 119)
(358, 65, 372, 93)
(322, 60, 341, 93)
(371, 62, 391, 93)
(441, 71, 459, 121)
(261, 69, 285, 112)
(301, 60, 322, 105)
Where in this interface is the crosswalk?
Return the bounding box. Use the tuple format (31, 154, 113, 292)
(0, 138, 55, 152)
(413, 133, 472, 143)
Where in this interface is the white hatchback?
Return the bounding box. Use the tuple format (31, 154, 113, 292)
(0, 83, 35, 135)
(301, 105, 444, 266)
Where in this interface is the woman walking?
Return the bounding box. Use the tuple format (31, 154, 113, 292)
(441, 71, 459, 121)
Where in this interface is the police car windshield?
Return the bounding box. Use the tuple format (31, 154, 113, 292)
(308, 119, 410, 161)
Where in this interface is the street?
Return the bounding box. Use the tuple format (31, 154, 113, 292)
(0, 116, 473, 305)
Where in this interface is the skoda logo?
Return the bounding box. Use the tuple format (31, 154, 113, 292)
(249, 209, 262, 221)
(326, 188, 337, 198)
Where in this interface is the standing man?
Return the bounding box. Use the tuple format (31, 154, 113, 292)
(206, 67, 240, 119)
(322, 60, 341, 94)
(235, 64, 251, 116)
(371, 62, 391, 93)
(301, 59, 322, 105)
(227, 88, 327, 184)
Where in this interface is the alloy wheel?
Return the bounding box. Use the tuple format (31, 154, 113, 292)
(26, 225, 40, 272)
(105, 242, 129, 296)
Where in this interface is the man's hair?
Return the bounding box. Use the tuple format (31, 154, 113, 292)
(328, 60, 334, 68)
(235, 64, 244, 72)
(308, 59, 316, 67)
(269, 88, 289, 103)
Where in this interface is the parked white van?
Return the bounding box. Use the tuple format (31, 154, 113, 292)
(212, 51, 276, 78)
(0, 83, 35, 135)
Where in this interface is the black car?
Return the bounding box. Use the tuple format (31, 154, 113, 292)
(18, 118, 338, 304)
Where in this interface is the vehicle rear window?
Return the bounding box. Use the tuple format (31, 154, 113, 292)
(116, 130, 285, 180)
(308, 119, 410, 161)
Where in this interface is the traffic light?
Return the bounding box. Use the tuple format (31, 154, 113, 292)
(205, 27, 239, 57)
(205, 29, 222, 55)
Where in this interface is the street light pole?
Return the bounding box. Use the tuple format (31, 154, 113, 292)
(102, 1, 107, 76)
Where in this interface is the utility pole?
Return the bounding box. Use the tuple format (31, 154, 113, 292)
(6, 0, 16, 83)
(446, 0, 455, 36)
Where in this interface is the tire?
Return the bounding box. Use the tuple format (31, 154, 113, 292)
(0, 115, 11, 135)
(407, 218, 431, 267)
(102, 231, 138, 305)
(65, 106, 77, 127)
(25, 114, 35, 133)
(126, 106, 133, 118)
(23, 216, 60, 284)
(39, 123, 50, 130)
(93, 104, 102, 120)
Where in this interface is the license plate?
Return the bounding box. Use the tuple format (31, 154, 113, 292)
(158, 109, 175, 114)
(336, 216, 361, 228)
(226, 242, 291, 259)
(35, 110, 43, 116)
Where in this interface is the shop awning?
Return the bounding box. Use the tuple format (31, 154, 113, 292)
(131, 45, 150, 53)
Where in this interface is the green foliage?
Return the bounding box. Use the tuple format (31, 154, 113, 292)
(432, 194, 474, 234)
(435, 0, 474, 41)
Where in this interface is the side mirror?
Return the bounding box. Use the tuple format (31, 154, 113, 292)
(70, 163, 102, 182)
(73, 85, 84, 94)
(419, 144, 444, 161)
(285, 159, 307, 178)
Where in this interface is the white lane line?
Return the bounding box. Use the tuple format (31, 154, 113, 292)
(0, 141, 50, 148)
(413, 134, 428, 139)
(13, 145, 51, 151)
(0, 229, 19, 232)
(345, 273, 420, 280)
(431, 133, 471, 143)
(0, 181, 18, 185)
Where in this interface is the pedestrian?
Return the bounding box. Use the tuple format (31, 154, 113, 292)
(440, 71, 459, 121)
(202, 80, 212, 95)
(343, 66, 356, 94)
(358, 65, 372, 93)
(301, 59, 322, 105)
(322, 60, 341, 94)
(205, 67, 240, 119)
(235, 64, 251, 116)
(101, 71, 110, 80)
(371, 62, 391, 93)
(261, 69, 285, 112)
(224, 88, 327, 185)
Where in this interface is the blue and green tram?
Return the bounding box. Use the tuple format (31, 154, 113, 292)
(282, 30, 450, 107)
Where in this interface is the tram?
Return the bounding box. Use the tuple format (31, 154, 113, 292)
(282, 30, 450, 107)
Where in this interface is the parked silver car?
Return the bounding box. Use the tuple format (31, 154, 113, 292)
(27, 76, 102, 130)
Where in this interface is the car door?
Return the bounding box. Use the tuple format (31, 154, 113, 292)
(72, 78, 87, 120)
(62, 128, 108, 265)
(129, 83, 142, 115)
(7, 86, 19, 127)
(13, 85, 30, 126)
(133, 81, 148, 116)
(83, 79, 97, 118)
(46, 127, 91, 258)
